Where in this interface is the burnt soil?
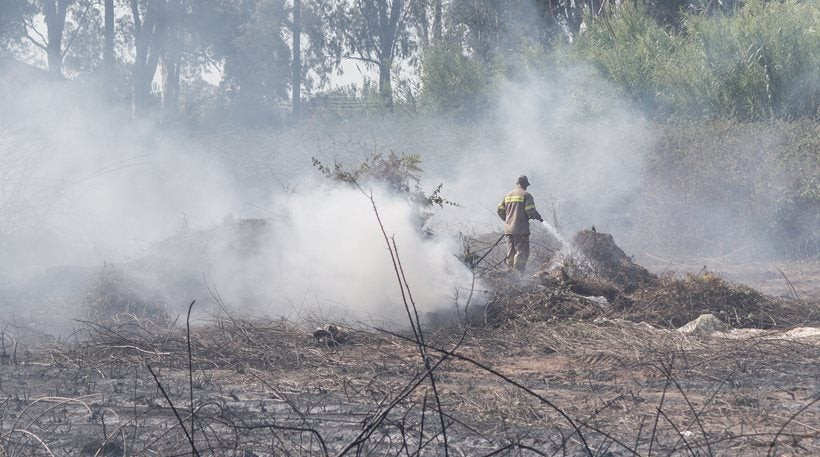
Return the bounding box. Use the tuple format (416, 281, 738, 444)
(0, 313, 818, 456)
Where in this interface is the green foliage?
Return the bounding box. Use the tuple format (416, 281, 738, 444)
(574, 0, 820, 120)
(312, 151, 425, 194)
(0, 0, 32, 51)
(222, 0, 292, 122)
(61, 0, 106, 77)
(447, 0, 563, 60)
(312, 151, 457, 234)
(419, 45, 496, 118)
(390, 74, 422, 115)
(294, 0, 344, 91)
(574, 4, 674, 112)
(334, 0, 414, 106)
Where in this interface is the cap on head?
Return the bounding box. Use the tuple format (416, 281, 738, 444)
(517, 175, 530, 187)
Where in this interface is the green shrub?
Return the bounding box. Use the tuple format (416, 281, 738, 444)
(680, 0, 819, 119)
(574, 3, 674, 113)
(573, 0, 820, 120)
(418, 45, 497, 119)
(312, 151, 457, 235)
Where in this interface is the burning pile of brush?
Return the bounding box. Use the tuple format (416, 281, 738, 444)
(465, 228, 819, 330)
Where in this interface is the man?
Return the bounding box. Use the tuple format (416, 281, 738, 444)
(497, 175, 543, 272)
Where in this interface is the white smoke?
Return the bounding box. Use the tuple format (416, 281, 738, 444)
(430, 68, 654, 242)
(0, 62, 655, 335)
(0, 78, 474, 332)
(199, 182, 472, 322)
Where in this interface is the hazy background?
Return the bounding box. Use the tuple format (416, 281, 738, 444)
(0, 64, 648, 332)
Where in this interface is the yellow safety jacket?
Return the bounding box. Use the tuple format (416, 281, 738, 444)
(497, 186, 542, 235)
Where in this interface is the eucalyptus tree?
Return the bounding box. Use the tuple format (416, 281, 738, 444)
(446, 0, 558, 61)
(336, 0, 415, 107)
(128, 0, 238, 120)
(103, 0, 114, 76)
(127, 0, 167, 115)
(156, 0, 209, 121)
(0, 0, 31, 52)
(19, 0, 102, 77)
(289, 0, 343, 116)
(219, 0, 292, 122)
(40, 0, 71, 75)
(409, 0, 443, 49)
(188, 0, 342, 123)
(125, 0, 209, 118)
(292, 0, 302, 114)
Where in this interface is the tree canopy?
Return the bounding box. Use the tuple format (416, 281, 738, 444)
(1, 0, 817, 123)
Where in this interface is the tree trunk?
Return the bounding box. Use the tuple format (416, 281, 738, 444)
(138, 41, 162, 114)
(43, 0, 69, 77)
(376, 0, 401, 108)
(131, 0, 164, 117)
(291, 0, 302, 117)
(102, 0, 114, 96)
(103, 0, 114, 73)
(378, 59, 392, 108)
(131, 0, 146, 114)
(160, 51, 180, 122)
(415, 0, 429, 49)
(433, 0, 441, 42)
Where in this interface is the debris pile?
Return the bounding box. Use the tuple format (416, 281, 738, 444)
(470, 228, 820, 330)
(83, 218, 818, 332)
(623, 272, 818, 329)
(572, 229, 656, 291)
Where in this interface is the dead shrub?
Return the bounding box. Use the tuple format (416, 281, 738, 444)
(621, 272, 820, 329)
(83, 264, 169, 323)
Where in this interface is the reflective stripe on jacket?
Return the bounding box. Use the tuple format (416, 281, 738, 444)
(497, 186, 542, 235)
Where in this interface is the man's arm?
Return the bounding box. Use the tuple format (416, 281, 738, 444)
(524, 193, 544, 222)
(497, 198, 507, 221)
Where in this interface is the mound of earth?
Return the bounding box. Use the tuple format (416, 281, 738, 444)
(572, 229, 656, 291)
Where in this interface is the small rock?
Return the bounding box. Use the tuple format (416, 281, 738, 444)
(585, 295, 609, 307)
(678, 313, 729, 335)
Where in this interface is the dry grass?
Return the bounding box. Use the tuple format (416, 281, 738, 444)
(0, 313, 817, 456)
(620, 272, 820, 329)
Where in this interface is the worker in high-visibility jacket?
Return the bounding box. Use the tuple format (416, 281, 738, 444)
(497, 175, 543, 272)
